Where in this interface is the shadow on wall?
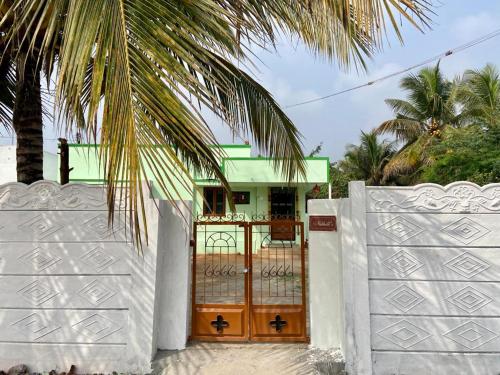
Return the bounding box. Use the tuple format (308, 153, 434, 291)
(0, 181, 166, 373)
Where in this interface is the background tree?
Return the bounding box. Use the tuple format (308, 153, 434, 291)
(375, 63, 460, 180)
(323, 63, 500, 189)
(458, 64, 500, 130)
(340, 131, 395, 186)
(1, 0, 431, 241)
(420, 125, 500, 185)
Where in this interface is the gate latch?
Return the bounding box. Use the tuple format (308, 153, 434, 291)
(211, 314, 229, 333)
(270, 314, 287, 332)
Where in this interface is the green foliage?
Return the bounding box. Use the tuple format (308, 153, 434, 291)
(458, 64, 500, 130)
(375, 63, 462, 180)
(340, 131, 396, 186)
(420, 125, 500, 185)
(308, 143, 323, 157)
(330, 162, 350, 198)
(313, 131, 395, 199)
(1, 0, 430, 245)
(320, 63, 500, 189)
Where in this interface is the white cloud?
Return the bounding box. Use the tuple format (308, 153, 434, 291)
(451, 12, 497, 43)
(331, 62, 404, 132)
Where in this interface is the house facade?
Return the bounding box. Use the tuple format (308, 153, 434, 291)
(63, 143, 330, 235)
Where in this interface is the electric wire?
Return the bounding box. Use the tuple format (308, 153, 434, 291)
(285, 27, 500, 109)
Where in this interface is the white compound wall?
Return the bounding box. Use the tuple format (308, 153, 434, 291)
(309, 181, 500, 375)
(0, 181, 191, 374)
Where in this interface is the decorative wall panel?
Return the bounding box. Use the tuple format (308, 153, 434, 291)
(365, 183, 500, 374)
(0, 181, 158, 374)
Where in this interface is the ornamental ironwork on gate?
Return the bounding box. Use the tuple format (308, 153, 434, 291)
(190, 214, 307, 342)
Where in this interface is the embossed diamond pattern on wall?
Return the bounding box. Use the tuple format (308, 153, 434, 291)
(376, 216, 424, 243)
(444, 252, 490, 279)
(441, 217, 490, 244)
(11, 313, 61, 340)
(382, 250, 424, 276)
(18, 248, 62, 272)
(20, 215, 63, 239)
(384, 285, 425, 312)
(18, 281, 59, 306)
(443, 321, 498, 349)
(447, 286, 493, 314)
(80, 247, 118, 273)
(377, 320, 431, 349)
(72, 314, 122, 342)
(78, 279, 116, 306)
(84, 214, 122, 239)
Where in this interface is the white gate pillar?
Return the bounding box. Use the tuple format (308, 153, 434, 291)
(341, 181, 372, 375)
(308, 199, 345, 350)
(155, 200, 193, 350)
(308, 182, 372, 375)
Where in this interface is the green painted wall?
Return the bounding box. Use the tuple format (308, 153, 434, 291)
(222, 157, 329, 185)
(62, 143, 329, 250)
(64, 144, 193, 200)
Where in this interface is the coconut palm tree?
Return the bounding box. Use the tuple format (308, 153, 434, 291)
(1, 0, 431, 241)
(458, 64, 500, 130)
(376, 63, 459, 142)
(340, 131, 395, 186)
(375, 63, 460, 180)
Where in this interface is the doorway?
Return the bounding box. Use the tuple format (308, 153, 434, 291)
(270, 187, 296, 241)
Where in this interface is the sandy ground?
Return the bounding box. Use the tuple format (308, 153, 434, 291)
(152, 343, 342, 375)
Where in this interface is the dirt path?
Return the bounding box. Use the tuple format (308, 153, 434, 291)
(152, 343, 324, 375)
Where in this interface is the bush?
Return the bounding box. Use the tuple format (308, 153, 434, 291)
(420, 125, 500, 185)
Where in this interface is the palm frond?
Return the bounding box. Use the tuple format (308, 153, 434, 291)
(0, 52, 15, 128)
(458, 64, 500, 129)
(382, 133, 435, 181)
(384, 98, 422, 120)
(1, 0, 434, 246)
(201, 52, 305, 180)
(376, 118, 423, 143)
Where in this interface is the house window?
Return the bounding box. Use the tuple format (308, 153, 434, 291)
(233, 191, 250, 204)
(203, 187, 226, 216)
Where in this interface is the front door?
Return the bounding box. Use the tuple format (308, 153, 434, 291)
(270, 187, 296, 241)
(191, 219, 307, 342)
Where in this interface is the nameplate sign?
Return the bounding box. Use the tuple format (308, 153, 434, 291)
(309, 215, 337, 232)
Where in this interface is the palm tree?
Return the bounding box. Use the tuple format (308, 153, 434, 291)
(375, 64, 459, 180)
(1, 1, 431, 241)
(376, 64, 459, 142)
(458, 64, 500, 130)
(340, 131, 395, 186)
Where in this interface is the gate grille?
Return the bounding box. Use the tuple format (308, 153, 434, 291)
(191, 217, 307, 342)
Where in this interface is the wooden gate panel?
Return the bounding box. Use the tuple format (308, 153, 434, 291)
(191, 219, 307, 342)
(251, 305, 305, 340)
(193, 305, 247, 339)
(249, 221, 307, 342)
(191, 221, 248, 341)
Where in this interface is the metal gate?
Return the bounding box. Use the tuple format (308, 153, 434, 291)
(191, 217, 307, 342)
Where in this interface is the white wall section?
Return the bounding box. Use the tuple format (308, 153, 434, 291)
(309, 181, 500, 375)
(0, 181, 192, 373)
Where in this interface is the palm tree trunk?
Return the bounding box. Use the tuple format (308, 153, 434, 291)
(13, 52, 43, 184)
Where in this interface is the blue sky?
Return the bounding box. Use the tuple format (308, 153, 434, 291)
(3, 1, 500, 162)
(208, 0, 500, 160)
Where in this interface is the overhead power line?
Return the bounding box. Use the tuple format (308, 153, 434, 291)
(285, 27, 500, 109)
